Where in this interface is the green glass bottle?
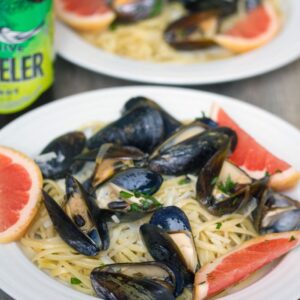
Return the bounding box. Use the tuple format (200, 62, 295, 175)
(0, 0, 54, 114)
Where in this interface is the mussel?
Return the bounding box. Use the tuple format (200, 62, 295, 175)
(149, 127, 237, 176)
(36, 131, 86, 179)
(109, 0, 165, 22)
(94, 168, 163, 223)
(92, 262, 176, 293)
(87, 106, 164, 153)
(122, 96, 182, 138)
(253, 189, 300, 234)
(140, 223, 194, 296)
(43, 176, 110, 255)
(150, 206, 199, 274)
(91, 272, 175, 300)
(196, 144, 267, 216)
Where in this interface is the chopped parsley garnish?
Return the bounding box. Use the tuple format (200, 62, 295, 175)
(150, 0, 164, 17)
(216, 222, 222, 230)
(218, 175, 236, 194)
(119, 191, 134, 199)
(70, 277, 82, 285)
(211, 176, 219, 186)
(289, 235, 296, 242)
(129, 203, 143, 212)
(264, 171, 271, 177)
(178, 176, 191, 185)
(109, 21, 118, 31)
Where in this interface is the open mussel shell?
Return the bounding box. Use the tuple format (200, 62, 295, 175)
(94, 168, 163, 223)
(164, 11, 219, 50)
(196, 144, 267, 216)
(93, 262, 176, 292)
(91, 271, 175, 300)
(65, 175, 110, 251)
(253, 189, 300, 234)
(122, 96, 182, 138)
(150, 206, 199, 274)
(110, 0, 165, 22)
(140, 224, 194, 296)
(149, 127, 237, 176)
(87, 106, 164, 153)
(89, 144, 147, 188)
(36, 131, 86, 180)
(43, 191, 100, 256)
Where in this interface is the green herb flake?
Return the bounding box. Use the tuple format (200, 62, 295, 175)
(129, 203, 142, 212)
(218, 175, 236, 194)
(119, 191, 133, 199)
(71, 277, 82, 285)
(216, 222, 222, 230)
(109, 21, 118, 31)
(150, 0, 164, 18)
(289, 235, 296, 242)
(178, 176, 191, 185)
(264, 171, 271, 177)
(211, 176, 219, 186)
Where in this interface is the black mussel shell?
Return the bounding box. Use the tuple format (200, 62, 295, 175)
(43, 191, 100, 256)
(253, 190, 300, 234)
(150, 206, 192, 232)
(164, 11, 219, 50)
(149, 127, 237, 176)
(90, 271, 175, 300)
(181, 0, 238, 16)
(110, 0, 165, 22)
(94, 262, 176, 291)
(140, 224, 192, 296)
(122, 96, 182, 138)
(111, 167, 163, 195)
(36, 131, 86, 180)
(87, 106, 164, 153)
(65, 175, 110, 251)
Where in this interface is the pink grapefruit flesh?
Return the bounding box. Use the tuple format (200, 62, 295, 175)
(215, 3, 280, 53)
(0, 146, 43, 243)
(194, 231, 300, 300)
(211, 103, 300, 191)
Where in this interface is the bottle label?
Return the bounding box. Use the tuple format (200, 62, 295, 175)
(0, 0, 54, 114)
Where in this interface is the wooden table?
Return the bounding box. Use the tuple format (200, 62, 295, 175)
(1, 56, 300, 300)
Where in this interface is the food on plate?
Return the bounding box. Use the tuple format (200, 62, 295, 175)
(55, 0, 282, 63)
(1, 97, 300, 299)
(55, 0, 116, 31)
(0, 146, 43, 243)
(211, 103, 300, 191)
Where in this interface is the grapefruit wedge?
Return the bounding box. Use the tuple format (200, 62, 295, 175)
(211, 103, 300, 191)
(0, 146, 43, 243)
(194, 231, 300, 300)
(215, 2, 280, 53)
(55, 0, 115, 31)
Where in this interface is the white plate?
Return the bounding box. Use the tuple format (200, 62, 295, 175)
(0, 86, 300, 300)
(56, 1, 300, 85)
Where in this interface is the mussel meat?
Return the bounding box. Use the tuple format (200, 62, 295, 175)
(253, 189, 300, 234)
(122, 96, 182, 138)
(109, 0, 165, 22)
(36, 131, 86, 179)
(87, 106, 164, 153)
(149, 127, 237, 176)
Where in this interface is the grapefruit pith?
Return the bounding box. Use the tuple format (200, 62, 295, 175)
(215, 2, 280, 53)
(194, 231, 300, 300)
(0, 146, 43, 243)
(55, 0, 115, 31)
(211, 103, 300, 191)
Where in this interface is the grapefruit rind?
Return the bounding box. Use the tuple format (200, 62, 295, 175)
(194, 231, 300, 300)
(0, 146, 43, 243)
(210, 103, 300, 191)
(215, 3, 281, 53)
(55, 0, 116, 32)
